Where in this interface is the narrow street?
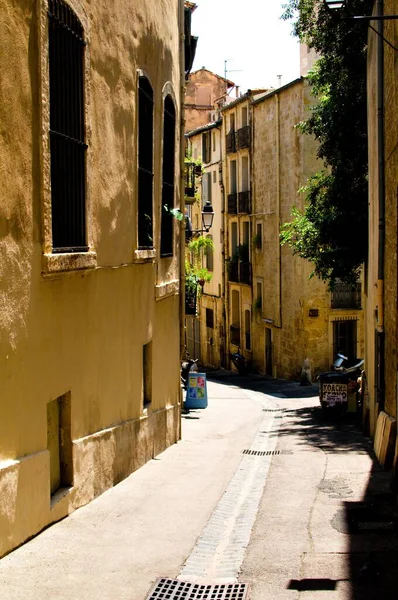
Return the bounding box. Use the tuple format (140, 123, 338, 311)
(0, 374, 396, 600)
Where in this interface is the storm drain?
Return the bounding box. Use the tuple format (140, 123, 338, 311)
(145, 579, 249, 600)
(242, 449, 292, 456)
(262, 408, 284, 413)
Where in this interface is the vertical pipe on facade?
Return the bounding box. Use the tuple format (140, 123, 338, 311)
(276, 93, 282, 329)
(376, 0, 385, 410)
(223, 114, 231, 368)
(179, 0, 186, 421)
(218, 123, 228, 368)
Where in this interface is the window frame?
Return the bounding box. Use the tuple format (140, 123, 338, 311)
(137, 74, 154, 250)
(39, 0, 96, 274)
(160, 95, 176, 257)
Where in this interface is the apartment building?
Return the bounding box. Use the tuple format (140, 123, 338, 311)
(0, 0, 190, 557)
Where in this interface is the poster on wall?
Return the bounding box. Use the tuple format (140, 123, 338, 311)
(185, 372, 208, 409)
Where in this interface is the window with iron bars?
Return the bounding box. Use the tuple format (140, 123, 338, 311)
(160, 96, 176, 256)
(138, 76, 154, 249)
(48, 0, 87, 252)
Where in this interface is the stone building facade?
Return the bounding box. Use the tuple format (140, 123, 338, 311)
(184, 68, 235, 132)
(365, 0, 398, 467)
(0, 0, 186, 557)
(185, 122, 224, 368)
(251, 79, 364, 380)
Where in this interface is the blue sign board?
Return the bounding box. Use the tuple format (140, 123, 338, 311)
(184, 372, 208, 409)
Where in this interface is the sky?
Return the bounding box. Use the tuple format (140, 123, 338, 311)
(191, 0, 300, 93)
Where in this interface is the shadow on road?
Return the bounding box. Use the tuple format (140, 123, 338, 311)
(205, 371, 398, 599)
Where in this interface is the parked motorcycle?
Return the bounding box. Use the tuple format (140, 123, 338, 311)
(318, 354, 364, 416)
(181, 353, 199, 389)
(231, 351, 247, 375)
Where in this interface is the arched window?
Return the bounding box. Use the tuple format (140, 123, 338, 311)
(138, 75, 154, 249)
(48, 0, 87, 252)
(160, 96, 176, 256)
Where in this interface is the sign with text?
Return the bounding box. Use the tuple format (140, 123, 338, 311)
(185, 372, 208, 409)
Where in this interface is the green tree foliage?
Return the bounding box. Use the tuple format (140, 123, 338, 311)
(280, 0, 373, 286)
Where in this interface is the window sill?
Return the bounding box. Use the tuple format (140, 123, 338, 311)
(155, 279, 180, 300)
(134, 249, 156, 263)
(42, 252, 97, 277)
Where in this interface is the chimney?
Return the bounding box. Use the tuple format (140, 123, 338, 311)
(236, 86, 240, 98)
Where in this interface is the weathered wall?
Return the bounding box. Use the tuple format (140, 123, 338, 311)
(185, 68, 231, 132)
(0, 0, 182, 557)
(252, 80, 364, 380)
(365, 1, 398, 440)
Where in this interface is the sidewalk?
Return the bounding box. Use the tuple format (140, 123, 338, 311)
(0, 375, 396, 600)
(0, 379, 267, 600)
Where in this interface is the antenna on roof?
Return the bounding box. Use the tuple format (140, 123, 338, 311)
(224, 59, 243, 93)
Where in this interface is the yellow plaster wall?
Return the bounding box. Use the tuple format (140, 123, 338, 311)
(0, 0, 183, 557)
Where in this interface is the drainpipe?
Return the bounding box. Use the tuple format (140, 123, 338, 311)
(375, 0, 385, 410)
(222, 117, 231, 368)
(179, 0, 186, 422)
(275, 93, 282, 330)
(218, 123, 228, 368)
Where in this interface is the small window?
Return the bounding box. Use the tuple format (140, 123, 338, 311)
(160, 96, 176, 256)
(143, 342, 153, 408)
(202, 131, 211, 163)
(256, 281, 263, 311)
(241, 106, 248, 128)
(138, 75, 154, 249)
(245, 310, 251, 350)
(202, 172, 212, 207)
(205, 234, 214, 272)
(256, 223, 262, 250)
(206, 308, 214, 329)
(48, 0, 87, 253)
(212, 170, 216, 183)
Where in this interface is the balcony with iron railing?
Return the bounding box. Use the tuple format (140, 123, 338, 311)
(236, 125, 250, 150)
(227, 193, 237, 214)
(228, 260, 251, 285)
(226, 130, 236, 154)
(331, 283, 362, 309)
(230, 325, 240, 346)
(238, 190, 251, 214)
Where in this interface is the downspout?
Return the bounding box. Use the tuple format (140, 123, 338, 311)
(179, 0, 186, 422)
(219, 122, 228, 368)
(376, 0, 385, 410)
(276, 93, 282, 329)
(222, 116, 231, 369)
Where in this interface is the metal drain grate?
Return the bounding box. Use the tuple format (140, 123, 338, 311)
(242, 449, 292, 456)
(262, 408, 284, 413)
(145, 579, 249, 600)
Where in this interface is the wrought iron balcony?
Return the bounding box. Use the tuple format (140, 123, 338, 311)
(236, 125, 250, 150)
(185, 161, 196, 200)
(238, 190, 251, 214)
(331, 283, 362, 309)
(228, 260, 239, 283)
(239, 261, 251, 285)
(228, 260, 251, 285)
(226, 130, 236, 154)
(227, 193, 237, 214)
(230, 325, 240, 346)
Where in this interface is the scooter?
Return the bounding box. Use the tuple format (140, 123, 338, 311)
(231, 351, 246, 375)
(318, 354, 364, 416)
(181, 353, 199, 389)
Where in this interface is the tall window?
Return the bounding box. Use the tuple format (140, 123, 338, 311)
(205, 235, 213, 272)
(48, 0, 87, 252)
(138, 76, 154, 249)
(160, 96, 176, 256)
(202, 172, 212, 208)
(245, 310, 251, 350)
(202, 131, 211, 163)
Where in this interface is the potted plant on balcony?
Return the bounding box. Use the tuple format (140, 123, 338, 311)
(185, 235, 214, 315)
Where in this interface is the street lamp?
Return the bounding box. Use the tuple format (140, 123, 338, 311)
(185, 200, 215, 241)
(201, 200, 215, 232)
(324, 0, 346, 9)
